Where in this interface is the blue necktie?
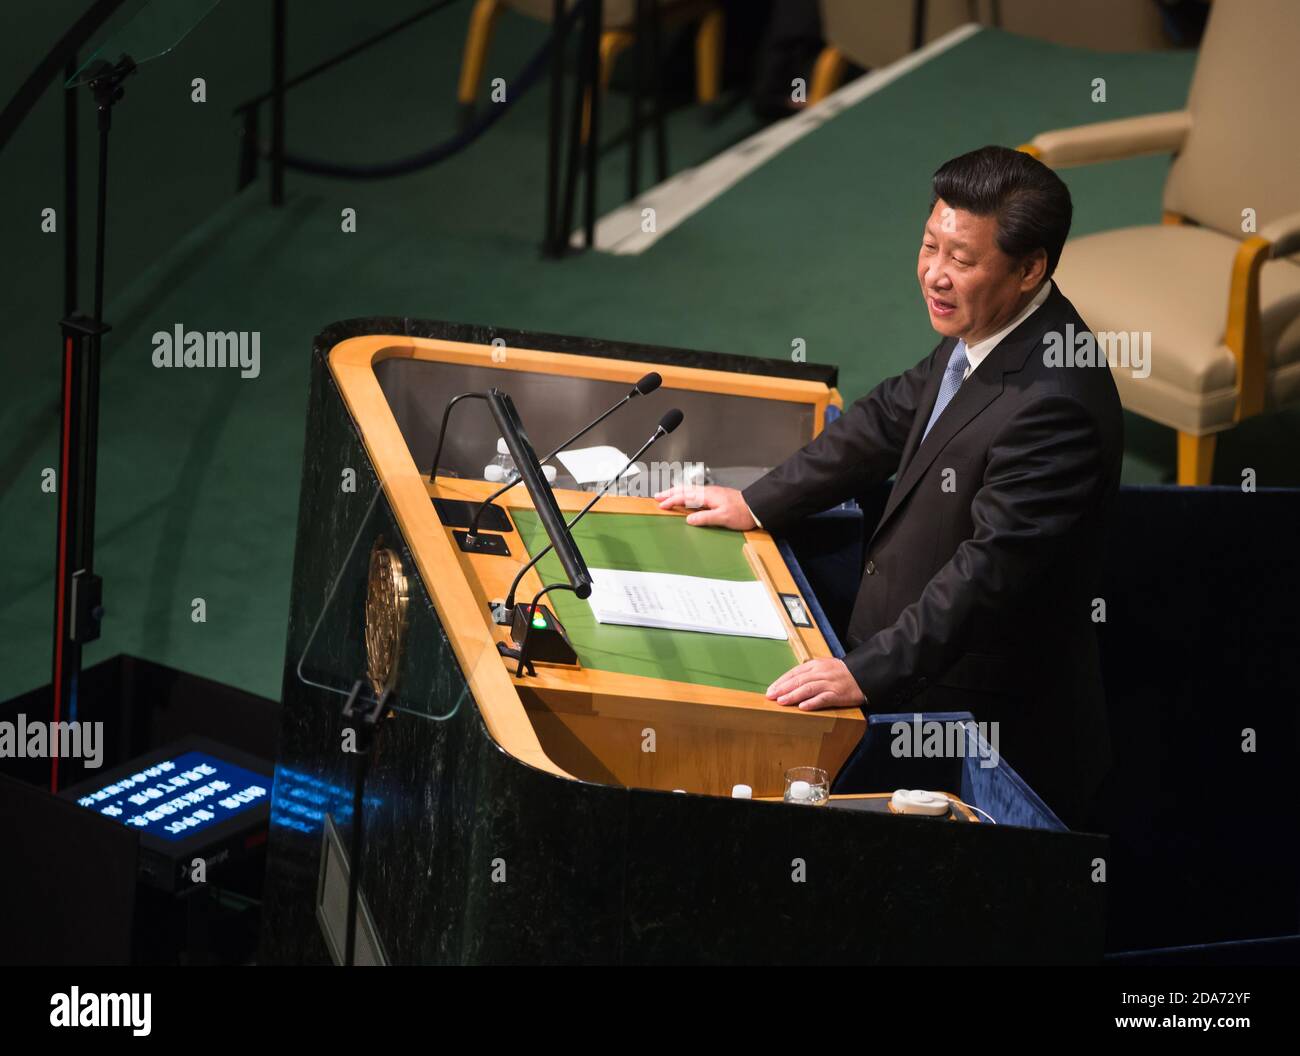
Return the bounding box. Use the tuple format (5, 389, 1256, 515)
(921, 340, 969, 443)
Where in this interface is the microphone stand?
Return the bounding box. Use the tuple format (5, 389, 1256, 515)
(50, 55, 135, 792)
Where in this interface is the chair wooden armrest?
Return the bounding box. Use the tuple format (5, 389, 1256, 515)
(1225, 214, 1300, 421)
(1019, 110, 1192, 168)
(1259, 211, 1300, 260)
(1226, 237, 1271, 421)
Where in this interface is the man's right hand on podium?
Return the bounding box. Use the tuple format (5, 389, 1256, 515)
(654, 485, 758, 531)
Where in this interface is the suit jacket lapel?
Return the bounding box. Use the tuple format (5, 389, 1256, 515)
(872, 364, 1004, 538)
(869, 287, 1063, 544)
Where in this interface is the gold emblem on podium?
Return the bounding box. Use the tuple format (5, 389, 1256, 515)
(365, 542, 409, 697)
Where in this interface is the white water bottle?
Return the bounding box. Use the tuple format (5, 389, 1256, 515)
(484, 438, 517, 483)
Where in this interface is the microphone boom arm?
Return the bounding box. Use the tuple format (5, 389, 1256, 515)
(428, 392, 487, 480)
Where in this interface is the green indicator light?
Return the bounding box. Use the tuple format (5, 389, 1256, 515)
(532, 616, 547, 629)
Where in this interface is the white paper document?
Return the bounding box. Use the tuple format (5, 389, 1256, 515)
(555, 446, 639, 485)
(586, 568, 788, 640)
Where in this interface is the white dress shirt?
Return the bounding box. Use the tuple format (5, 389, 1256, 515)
(960, 278, 1053, 379)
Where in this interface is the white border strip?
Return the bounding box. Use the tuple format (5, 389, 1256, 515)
(573, 23, 983, 255)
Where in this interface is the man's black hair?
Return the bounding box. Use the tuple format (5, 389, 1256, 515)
(930, 145, 1073, 278)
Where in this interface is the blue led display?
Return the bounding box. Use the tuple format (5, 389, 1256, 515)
(73, 750, 269, 841)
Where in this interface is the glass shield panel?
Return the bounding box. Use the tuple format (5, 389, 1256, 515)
(67, 0, 223, 87)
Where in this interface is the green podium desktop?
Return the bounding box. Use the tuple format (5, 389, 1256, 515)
(513, 509, 801, 692)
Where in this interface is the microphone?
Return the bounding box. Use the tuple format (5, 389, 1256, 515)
(464, 372, 662, 542)
(498, 408, 684, 620)
(488, 389, 593, 600)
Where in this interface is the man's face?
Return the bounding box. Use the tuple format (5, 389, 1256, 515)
(917, 198, 1043, 343)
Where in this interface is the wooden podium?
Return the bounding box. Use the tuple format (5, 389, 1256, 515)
(427, 476, 863, 798)
(260, 318, 1107, 965)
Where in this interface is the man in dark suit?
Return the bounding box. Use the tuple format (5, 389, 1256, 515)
(655, 145, 1123, 828)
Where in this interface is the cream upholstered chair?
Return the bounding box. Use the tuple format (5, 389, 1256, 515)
(1023, 0, 1300, 485)
(811, 0, 974, 103)
(810, 0, 1170, 104)
(992, 0, 1170, 53)
(457, 0, 724, 133)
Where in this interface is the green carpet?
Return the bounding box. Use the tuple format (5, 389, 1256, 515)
(2, 6, 1291, 704)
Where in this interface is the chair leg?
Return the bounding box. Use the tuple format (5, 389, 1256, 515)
(457, 0, 502, 122)
(808, 45, 848, 105)
(581, 30, 634, 144)
(695, 7, 725, 103)
(1177, 431, 1217, 486)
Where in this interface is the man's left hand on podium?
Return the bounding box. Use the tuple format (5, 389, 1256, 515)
(766, 658, 866, 711)
(653, 484, 757, 530)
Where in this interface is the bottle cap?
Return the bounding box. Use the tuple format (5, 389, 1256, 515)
(732, 784, 752, 799)
(497, 437, 509, 455)
(484, 463, 504, 482)
(789, 780, 811, 802)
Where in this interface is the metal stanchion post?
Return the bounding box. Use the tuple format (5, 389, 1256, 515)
(583, 0, 602, 247)
(542, 0, 568, 255)
(271, 0, 286, 206)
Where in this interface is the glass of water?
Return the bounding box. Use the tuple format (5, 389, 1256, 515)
(783, 766, 830, 806)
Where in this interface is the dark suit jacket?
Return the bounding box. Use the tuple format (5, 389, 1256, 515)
(742, 282, 1123, 824)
